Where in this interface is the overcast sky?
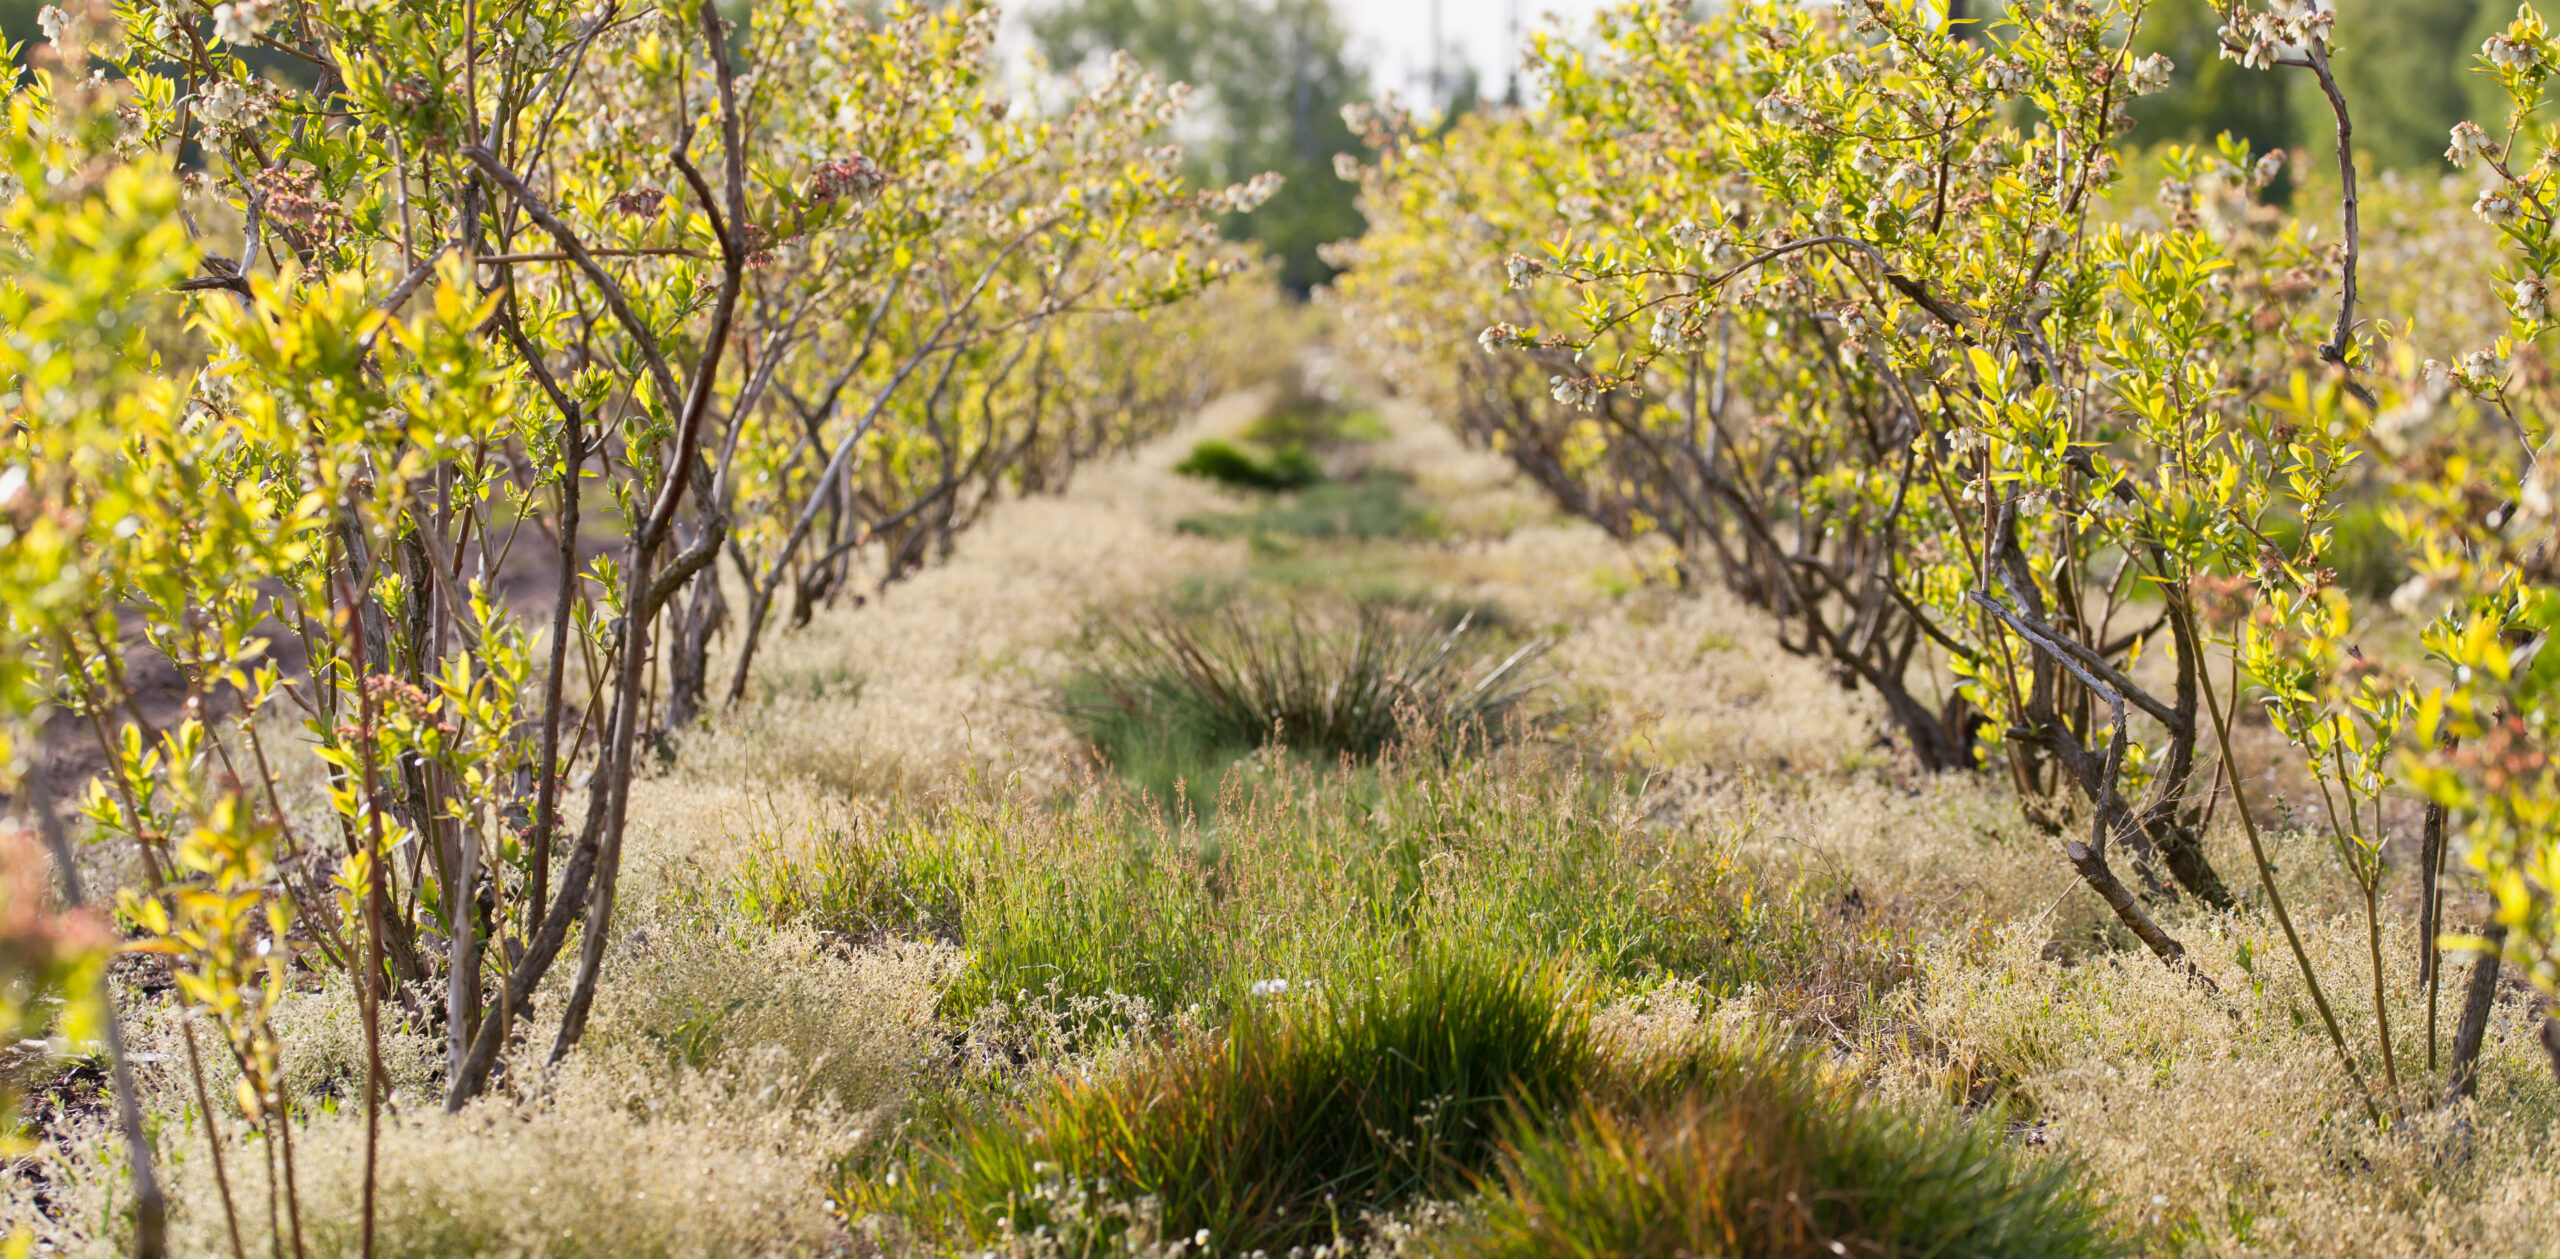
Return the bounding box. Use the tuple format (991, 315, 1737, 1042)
(1339, 2, 1616, 106)
(1000, 2, 1623, 109)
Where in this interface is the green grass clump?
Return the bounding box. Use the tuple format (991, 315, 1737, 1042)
(861, 955, 1594, 1255)
(1176, 469, 1438, 543)
(1174, 437, 1324, 491)
(1448, 1051, 2122, 1259)
(1060, 601, 1544, 804)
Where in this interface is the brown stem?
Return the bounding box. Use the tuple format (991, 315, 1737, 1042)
(178, 1018, 249, 1259)
(2421, 794, 2447, 1073)
(2445, 920, 2507, 1107)
(2365, 884, 2401, 1111)
(499, 310, 582, 941)
(336, 539, 389, 1259)
(2199, 650, 2382, 1126)
(271, 1096, 307, 1259)
(23, 764, 165, 1259)
(2304, 42, 2361, 365)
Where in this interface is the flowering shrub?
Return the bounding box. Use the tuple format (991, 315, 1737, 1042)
(1338, 0, 2560, 1118)
(3, 0, 1261, 1239)
(2393, 3, 2560, 1069)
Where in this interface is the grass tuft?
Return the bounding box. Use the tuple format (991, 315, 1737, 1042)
(1448, 1047, 2123, 1259)
(860, 953, 1594, 1255)
(1173, 437, 1324, 491)
(1060, 601, 1546, 803)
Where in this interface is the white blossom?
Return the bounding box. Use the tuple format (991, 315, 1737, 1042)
(211, 0, 273, 45)
(2448, 120, 2491, 169)
(2475, 187, 2523, 227)
(197, 79, 246, 123)
(1550, 375, 1602, 410)
(2129, 53, 2174, 96)
(1215, 171, 1281, 214)
(2486, 31, 2541, 73)
(2515, 276, 2550, 321)
(1852, 143, 1887, 178)
(2388, 574, 2438, 618)
(1477, 322, 1529, 354)
(1670, 219, 1738, 267)
(35, 5, 66, 40)
(1757, 93, 1805, 127)
(2459, 348, 2509, 391)
(1985, 59, 2031, 95)
(1650, 306, 1701, 351)
(1505, 253, 1543, 290)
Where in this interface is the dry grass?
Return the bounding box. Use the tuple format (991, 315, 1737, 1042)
(13, 1050, 858, 1257)
(1864, 910, 2560, 1256)
(671, 391, 1263, 803)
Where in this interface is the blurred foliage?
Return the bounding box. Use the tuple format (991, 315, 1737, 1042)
(1030, 0, 1367, 292)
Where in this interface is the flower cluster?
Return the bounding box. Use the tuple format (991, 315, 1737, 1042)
(2448, 120, 2492, 168)
(1201, 170, 1283, 215)
(806, 154, 887, 203)
(2514, 276, 2549, 323)
(252, 166, 348, 256)
(2475, 187, 2523, 228)
(2128, 53, 2174, 96)
(210, 0, 278, 46)
(1649, 305, 1703, 350)
(609, 185, 667, 218)
(2428, 348, 2511, 394)
(2217, 0, 2336, 69)
(2484, 30, 2545, 73)
(1667, 219, 1739, 267)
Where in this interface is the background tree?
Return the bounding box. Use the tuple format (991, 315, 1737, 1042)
(1030, 0, 1367, 292)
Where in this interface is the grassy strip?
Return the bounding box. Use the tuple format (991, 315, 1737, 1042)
(852, 955, 2118, 1258)
(730, 755, 1868, 1025)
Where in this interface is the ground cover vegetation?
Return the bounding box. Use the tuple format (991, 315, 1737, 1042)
(10, 0, 2560, 1256)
